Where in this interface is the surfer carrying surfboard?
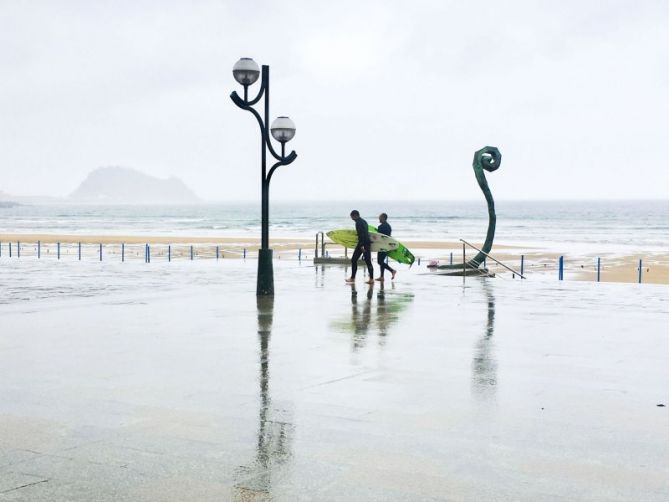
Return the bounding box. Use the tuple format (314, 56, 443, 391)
(345, 210, 375, 284)
(376, 213, 397, 282)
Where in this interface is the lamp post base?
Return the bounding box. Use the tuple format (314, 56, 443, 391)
(257, 248, 274, 296)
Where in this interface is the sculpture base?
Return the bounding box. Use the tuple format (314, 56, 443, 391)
(435, 268, 494, 278)
(257, 248, 274, 296)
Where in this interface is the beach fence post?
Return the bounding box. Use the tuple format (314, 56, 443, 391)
(57, 242, 61, 260)
(78, 242, 81, 261)
(243, 248, 246, 259)
(9, 242, 12, 258)
(168, 245, 171, 262)
(638, 259, 643, 284)
(417, 257, 421, 266)
(450, 252, 453, 265)
(148, 244, 151, 263)
(558, 256, 564, 281)
(597, 257, 601, 282)
(38, 241, 41, 259)
(144, 244, 148, 263)
(520, 255, 525, 277)
(122, 243, 125, 262)
(216, 246, 219, 260)
(190, 245, 194, 261)
(99, 243, 102, 261)
(17, 242, 20, 258)
(298, 248, 302, 261)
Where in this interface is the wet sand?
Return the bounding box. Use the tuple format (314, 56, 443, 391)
(0, 259, 667, 500)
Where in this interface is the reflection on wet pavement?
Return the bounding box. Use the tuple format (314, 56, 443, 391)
(471, 280, 498, 401)
(0, 259, 668, 500)
(235, 297, 293, 498)
(331, 280, 415, 352)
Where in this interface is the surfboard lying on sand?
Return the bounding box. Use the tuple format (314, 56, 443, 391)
(326, 226, 415, 265)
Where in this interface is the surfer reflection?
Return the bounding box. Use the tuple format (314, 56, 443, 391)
(333, 282, 414, 351)
(375, 282, 391, 344)
(235, 297, 293, 498)
(471, 280, 498, 401)
(350, 283, 374, 350)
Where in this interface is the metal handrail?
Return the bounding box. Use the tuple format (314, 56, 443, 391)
(460, 239, 526, 279)
(315, 232, 325, 259)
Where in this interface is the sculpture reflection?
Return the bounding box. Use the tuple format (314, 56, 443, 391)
(471, 280, 498, 400)
(235, 297, 293, 498)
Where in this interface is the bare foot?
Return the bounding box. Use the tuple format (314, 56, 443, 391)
(375, 277, 384, 282)
(391, 270, 397, 281)
(345, 277, 355, 283)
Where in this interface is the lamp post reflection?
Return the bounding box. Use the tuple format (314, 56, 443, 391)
(471, 280, 498, 401)
(235, 297, 293, 497)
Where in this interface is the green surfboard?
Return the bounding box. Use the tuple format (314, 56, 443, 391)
(326, 225, 415, 266)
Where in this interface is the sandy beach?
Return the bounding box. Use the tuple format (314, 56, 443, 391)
(2, 232, 668, 285)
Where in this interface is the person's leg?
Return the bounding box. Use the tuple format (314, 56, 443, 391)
(380, 253, 396, 280)
(364, 247, 374, 283)
(377, 252, 387, 281)
(348, 244, 363, 281)
(385, 256, 396, 279)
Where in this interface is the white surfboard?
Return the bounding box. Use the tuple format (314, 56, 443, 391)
(327, 229, 400, 253)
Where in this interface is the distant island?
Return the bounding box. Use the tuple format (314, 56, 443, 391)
(1, 167, 202, 205)
(69, 167, 201, 204)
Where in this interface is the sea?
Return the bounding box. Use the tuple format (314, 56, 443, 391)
(1, 200, 667, 254)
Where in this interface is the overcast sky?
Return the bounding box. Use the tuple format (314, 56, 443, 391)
(1, 0, 667, 201)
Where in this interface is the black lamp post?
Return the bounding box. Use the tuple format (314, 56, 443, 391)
(230, 58, 297, 296)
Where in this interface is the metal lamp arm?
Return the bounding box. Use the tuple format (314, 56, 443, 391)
(229, 70, 267, 108)
(230, 96, 270, 145)
(267, 152, 297, 185)
(265, 137, 285, 162)
(230, 91, 289, 163)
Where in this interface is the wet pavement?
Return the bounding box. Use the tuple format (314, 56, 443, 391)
(0, 259, 668, 501)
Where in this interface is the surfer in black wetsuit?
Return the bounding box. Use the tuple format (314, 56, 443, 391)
(376, 213, 397, 281)
(346, 210, 374, 284)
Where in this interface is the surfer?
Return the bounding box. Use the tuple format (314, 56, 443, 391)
(346, 210, 374, 284)
(376, 213, 397, 282)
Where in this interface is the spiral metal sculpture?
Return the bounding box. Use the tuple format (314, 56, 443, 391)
(439, 146, 501, 270)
